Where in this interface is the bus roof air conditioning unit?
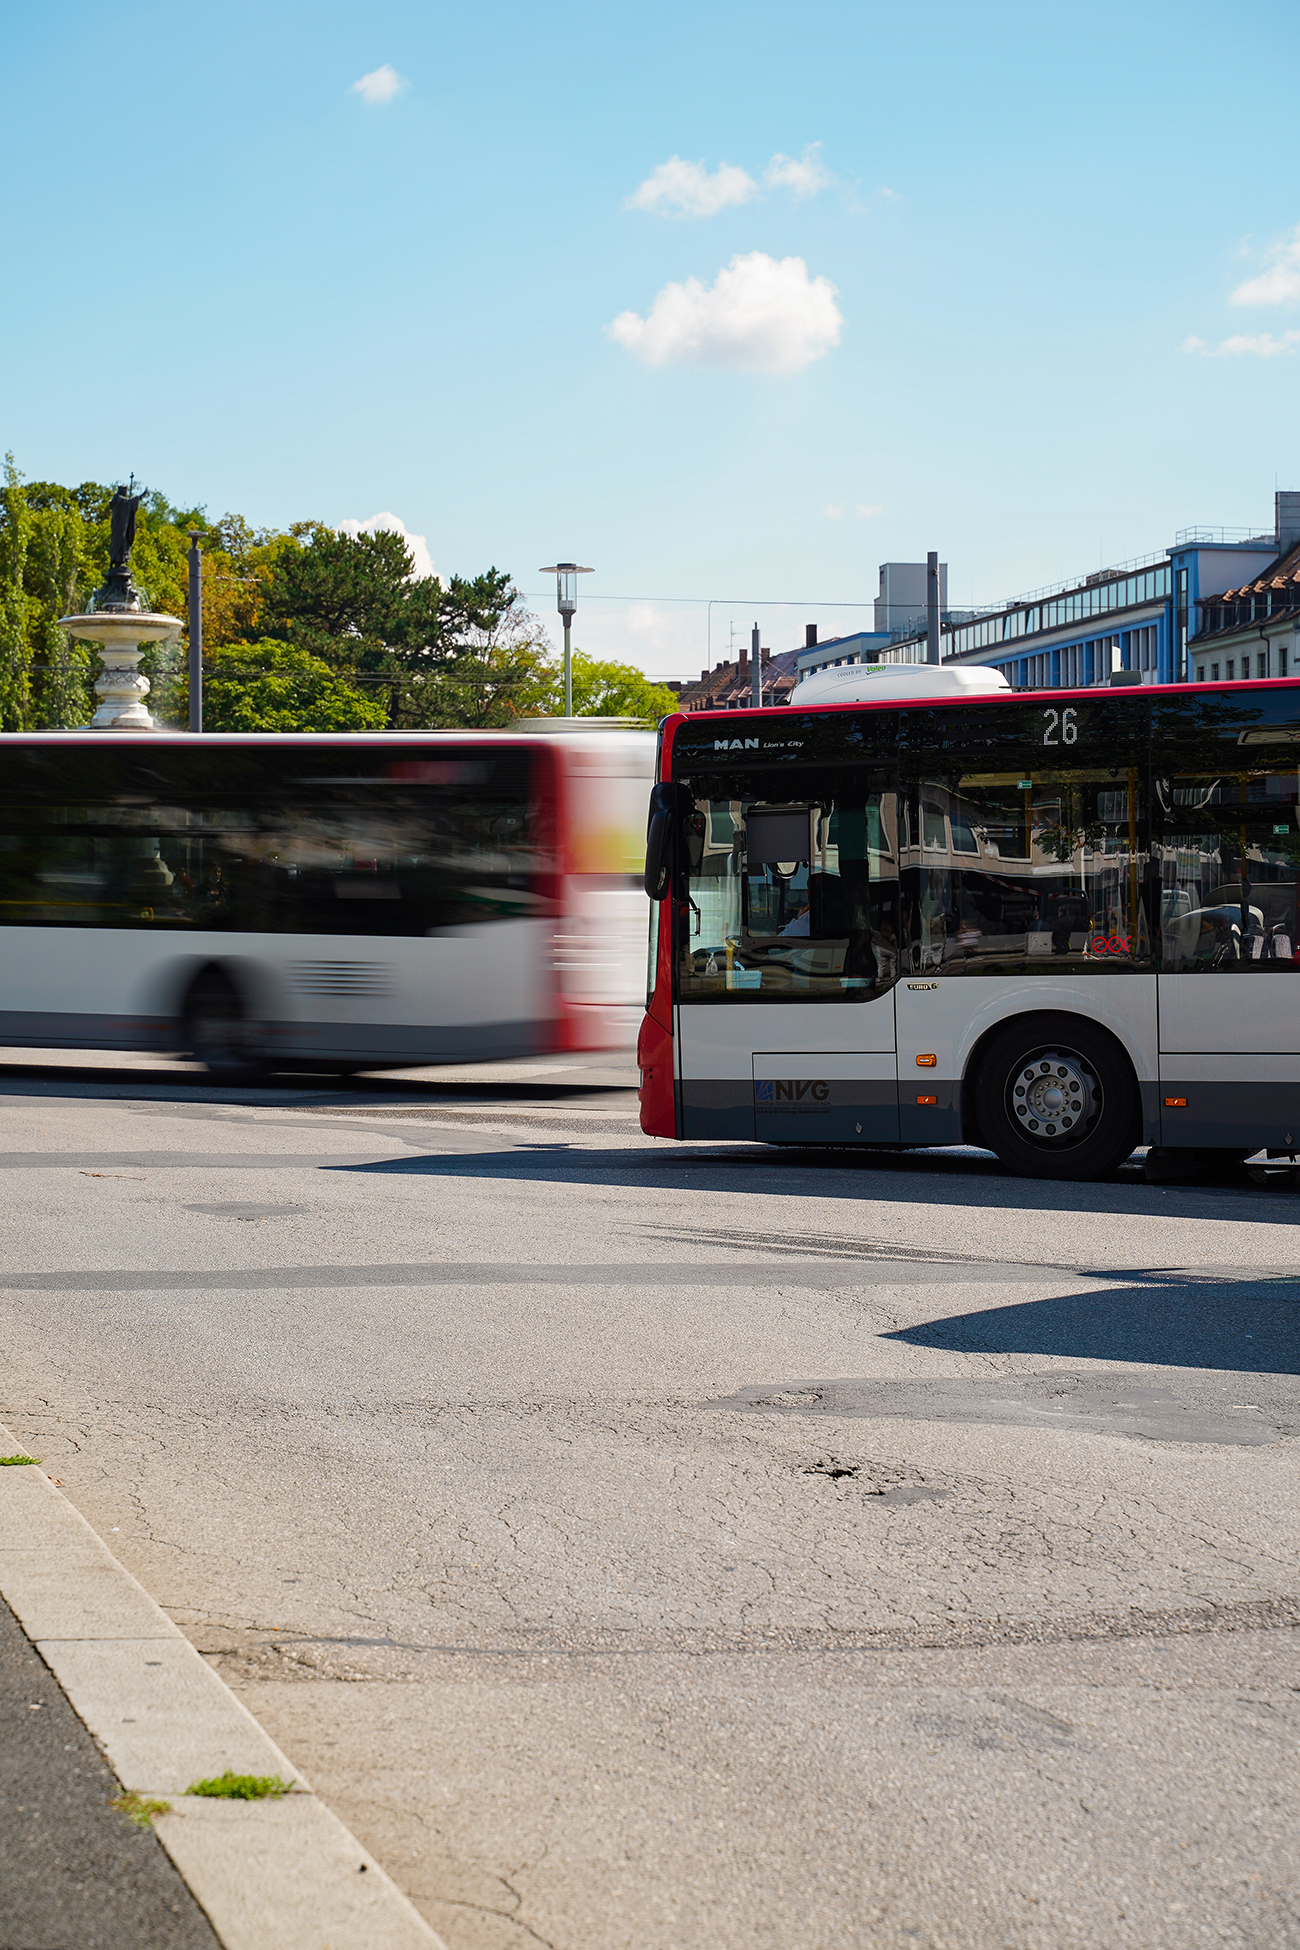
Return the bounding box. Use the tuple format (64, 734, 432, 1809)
(793, 663, 1011, 706)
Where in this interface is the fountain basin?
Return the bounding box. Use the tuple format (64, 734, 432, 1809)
(58, 610, 183, 731)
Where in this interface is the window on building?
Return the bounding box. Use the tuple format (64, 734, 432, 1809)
(1130, 625, 1158, 673)
(1196, 666, 1205, 683)
(1211, 664, 1220, 681)
(1282, 647, 1290, 677)
(1227, 661, 1235, 680)
(1260, 652, 1269, 679)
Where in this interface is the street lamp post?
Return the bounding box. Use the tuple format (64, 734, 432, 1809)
(187, 531, 203, 733)
(539, 562, 593, 717)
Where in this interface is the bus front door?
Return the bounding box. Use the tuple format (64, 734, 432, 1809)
(677, 784, 901, 1144)
(752, 995, 899, 1146)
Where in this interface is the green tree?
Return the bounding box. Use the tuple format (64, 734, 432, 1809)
(264, 525, 441, 664)
(397, 572, 558, 729)
(263, 529, 557, 729)
(24, 491, 96, 726)
(0, 462, 102, 728)
(0, 463, 673, 735)
(0, 457, 35, 729)
(564, 652, 680, 724)
(178, 640, 388, 733)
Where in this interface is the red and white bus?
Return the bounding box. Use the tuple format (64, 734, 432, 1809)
(0, 724, 653, 1077)
(638, 663, 1300, 1179)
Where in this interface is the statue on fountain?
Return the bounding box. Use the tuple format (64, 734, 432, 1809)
(60, 474, 182, 729)
(94, 481, 146, 611)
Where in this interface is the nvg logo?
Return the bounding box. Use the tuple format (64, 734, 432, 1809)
(756, 1079, 829, 1104)
(714, 737, 760, 751)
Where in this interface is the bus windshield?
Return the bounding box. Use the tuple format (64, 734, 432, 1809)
(678, 779, 897, 1000)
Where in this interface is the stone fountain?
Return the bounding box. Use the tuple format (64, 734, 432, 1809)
(58, 484, 182, 730)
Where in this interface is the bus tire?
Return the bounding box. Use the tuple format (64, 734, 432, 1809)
(972, 1015, 1140, 1181)
(182, 969, 267, 1084)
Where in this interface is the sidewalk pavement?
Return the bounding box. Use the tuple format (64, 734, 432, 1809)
(0, 1435, 447, 1950)
(1, 1588, 222, 1949)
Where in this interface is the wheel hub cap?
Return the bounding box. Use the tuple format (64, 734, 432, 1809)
(1012, 1052, 1097, 1140)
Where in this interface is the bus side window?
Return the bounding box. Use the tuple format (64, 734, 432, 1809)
(1154, 769, 1300, 970)
(901, 770, 1151, 973)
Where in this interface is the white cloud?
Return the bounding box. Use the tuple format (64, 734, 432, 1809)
(625, 157, 757, 220)
(626, 145, 832, 218)
(338, 511, 437, 579)
(825, 499, 882, 520)
(351, 64, 406, 105)
(1230, 225, 1300, 307)
(1184, 330, 1300, 358)
(609, 251, 842, 375)
(765, 143, 832, 198)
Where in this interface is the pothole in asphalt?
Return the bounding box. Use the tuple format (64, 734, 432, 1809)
(802, 1458, 952, 1502)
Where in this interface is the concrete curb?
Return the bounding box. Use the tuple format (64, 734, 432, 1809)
(0, 1426, 446, 1949)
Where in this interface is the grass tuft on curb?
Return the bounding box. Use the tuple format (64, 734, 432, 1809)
(187, 1771, 292, 1800)
(111, 1790, 171, 1827)
(0, 1454, 40, 1466)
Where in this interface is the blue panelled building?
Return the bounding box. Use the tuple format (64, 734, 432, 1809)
(794, 491, 1300, 692)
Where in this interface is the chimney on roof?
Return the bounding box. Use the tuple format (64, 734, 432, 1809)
(700, 669, 708, 683)
(762, 645, 771, 664)
(805, 623, 818, 648)
(1278, 491, 1300, 555)
(739, 642, 747, 676)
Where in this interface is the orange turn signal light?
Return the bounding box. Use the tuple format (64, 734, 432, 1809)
(1164, 1096, 1188, 1108)
(916, 1053, 937, 1067)
(916, 1094, 938, 1105)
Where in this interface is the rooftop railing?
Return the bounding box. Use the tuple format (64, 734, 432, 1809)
(1173, 526, 1275, 548)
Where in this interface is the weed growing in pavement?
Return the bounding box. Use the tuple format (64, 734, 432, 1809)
(0, 1455, 39, 1466)
(111, 1791, 171, 1827)
(187, 1771, 292, 1800)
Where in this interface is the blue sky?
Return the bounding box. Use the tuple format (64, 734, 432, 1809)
(4, 0, 1299, 676)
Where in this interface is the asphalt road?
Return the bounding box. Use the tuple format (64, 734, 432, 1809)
(0, 1048, 1297, 1950)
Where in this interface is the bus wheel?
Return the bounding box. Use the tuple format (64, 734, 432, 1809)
(973, 1016, 1140, 1181)
(183, 971, 266, 1084)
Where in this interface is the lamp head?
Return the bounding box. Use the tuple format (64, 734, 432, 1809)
(539, 562, 593, 619)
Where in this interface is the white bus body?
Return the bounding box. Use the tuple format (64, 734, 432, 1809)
(639, 672, 1300, 1178)
(0, 725, 654, 1073)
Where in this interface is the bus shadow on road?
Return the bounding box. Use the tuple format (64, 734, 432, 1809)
(886, 1278, 1300, 1376)
(333, 1141, 1300, 1231)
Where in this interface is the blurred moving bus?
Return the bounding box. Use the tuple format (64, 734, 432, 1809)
(639, 664, 1300, 1179)
(0, 724, 653, 1076)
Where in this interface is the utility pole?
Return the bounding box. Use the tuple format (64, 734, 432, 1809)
(187, 532, 203, 732)
(926, 550, 940, 666)
(751, 622, 762, 709)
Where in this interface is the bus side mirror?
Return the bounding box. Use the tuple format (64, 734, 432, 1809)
(644, 784, 677, 900)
